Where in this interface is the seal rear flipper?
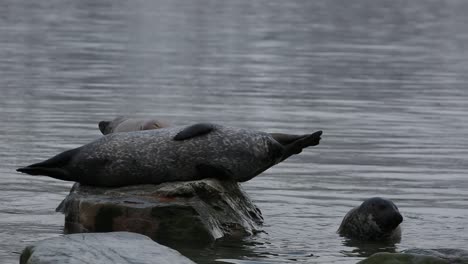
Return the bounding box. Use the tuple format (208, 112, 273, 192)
(270, 133, 308, 146)
(16, 148, 80, 182)
(196, 164, 233, 181)
(174, 123, 216, 141)
(281, 130, 322, 161)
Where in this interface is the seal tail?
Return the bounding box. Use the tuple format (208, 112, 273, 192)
(16, 148, 79, 182)
(280, 130, 322, 161)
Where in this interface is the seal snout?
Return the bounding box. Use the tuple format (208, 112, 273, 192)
(396, 212, 403, 224)
(392, 212, 403, 227)
(382, 211, 403, 231)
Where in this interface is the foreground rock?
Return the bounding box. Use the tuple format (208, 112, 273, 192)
(358, 248, 468, 264)
(403, 248, 468, 263)
(20, 232, 195, 264)
(56, 179, 263, 243)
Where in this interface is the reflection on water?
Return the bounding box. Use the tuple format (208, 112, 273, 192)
(1, 0, 468, 263)
(340, 239, 399, 258)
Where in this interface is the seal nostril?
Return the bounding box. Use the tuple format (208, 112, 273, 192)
(390, 213, 403, 228)
(397, 213, 403, 224)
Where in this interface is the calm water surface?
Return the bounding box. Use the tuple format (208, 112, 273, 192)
(1, 1, 468, 263)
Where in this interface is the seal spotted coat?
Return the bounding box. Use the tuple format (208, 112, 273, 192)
(17, 123, 322, 187)
(338, 197, 403, 241)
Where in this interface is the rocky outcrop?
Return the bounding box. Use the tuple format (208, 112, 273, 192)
(358, 248, 468, 264)
(403, 248, 468, 264)
(56, 179, 263, 244)
(357, 252, 448, 264)
(20, 232, 195, 264)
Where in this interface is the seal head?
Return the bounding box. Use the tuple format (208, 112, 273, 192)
(338, 197, 403, 241)
(98, 117, 170, 135)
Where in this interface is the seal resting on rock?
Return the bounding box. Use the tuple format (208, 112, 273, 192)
(338, 197, 403, 241)
(17, 123, 322, 187)
(98, 117, 170, 135)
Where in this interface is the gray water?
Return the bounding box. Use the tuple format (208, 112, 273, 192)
(1, 0, 468, 263)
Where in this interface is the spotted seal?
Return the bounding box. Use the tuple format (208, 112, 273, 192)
(17, 123, 322, 187)
(338, 197, 403, 241)
(99, 117, 170, 135)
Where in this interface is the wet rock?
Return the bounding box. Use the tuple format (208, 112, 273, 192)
(357, 252, 447, 264)
(403, 248, 468, 263)
(358, 248, 468, 264)
(20, 232, 195, 264)
(56, 179, 263, 244)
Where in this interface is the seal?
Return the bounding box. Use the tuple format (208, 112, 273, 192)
(337, 197, 403, 241)
(98, 117, 170, 135)
(17, 123, 322, 187)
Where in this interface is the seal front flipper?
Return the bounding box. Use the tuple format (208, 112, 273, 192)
(174, 123, 216, 141)
(16, 148, 80, 182)
(196, 164, 233, 181)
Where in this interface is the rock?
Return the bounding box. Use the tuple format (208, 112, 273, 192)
(56, 179, 263, 244)
(403, 248, 468, 264)
(20, 232, 195, 264)
(358, 248, 468, 264)
(357, 252, 448, 264)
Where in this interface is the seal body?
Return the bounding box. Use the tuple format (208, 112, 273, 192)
(338, 197, 403, 241)
(99, 117, 170, 135)
(18, 123, 322, 187)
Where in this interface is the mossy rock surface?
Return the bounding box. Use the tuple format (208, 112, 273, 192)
(358, 248, 468, 264)
(358, 252, 448, 264)
(56, 179, 263, 244)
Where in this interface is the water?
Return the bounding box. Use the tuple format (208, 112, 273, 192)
(1, 0, 468, 263)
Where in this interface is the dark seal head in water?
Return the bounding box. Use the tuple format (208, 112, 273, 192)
(17, 123, 322, 187)
(338, 197, 403, 241)
(98, 117, 170, 135)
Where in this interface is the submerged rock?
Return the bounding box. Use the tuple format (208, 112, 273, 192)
(358, 248, 468, 264)
(403, 248, 468, 264)
(20, 232, 195, 264)
(56, 179, 263, 243)
(357, 252, 448, 264)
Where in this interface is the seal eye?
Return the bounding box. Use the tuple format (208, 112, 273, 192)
(379, 204, 387, 210)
